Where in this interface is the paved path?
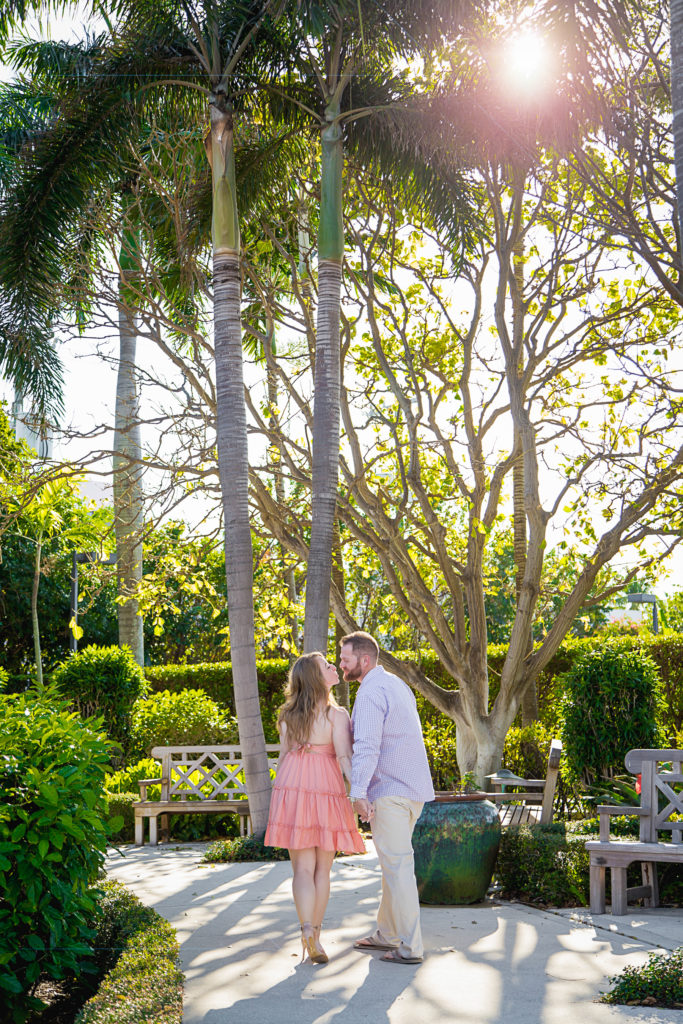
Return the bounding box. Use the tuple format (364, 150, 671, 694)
(105, 842, 682, 1024)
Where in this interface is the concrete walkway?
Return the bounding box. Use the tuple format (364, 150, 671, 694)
(105, 842, 682, 1024)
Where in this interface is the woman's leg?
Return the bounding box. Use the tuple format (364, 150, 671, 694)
(312, 848, 335, 930)
(289, 848, 317, 925)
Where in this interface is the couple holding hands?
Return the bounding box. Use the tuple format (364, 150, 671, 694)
(265, 631, 434, 966)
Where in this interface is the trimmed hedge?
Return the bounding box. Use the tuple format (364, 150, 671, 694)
(145, 661, 287, 742)
(76, 879, 183, 1024)
(496, 823, 682, 908)
(495, 824, 591, 906)
(145, 636, 682, 739)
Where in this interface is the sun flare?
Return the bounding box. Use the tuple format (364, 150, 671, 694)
(503, 30, 549, 92)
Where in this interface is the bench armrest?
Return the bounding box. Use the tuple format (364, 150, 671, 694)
(137, 777, 162, 801)
(491, 792, 543, 803)
(596, 805, 646, 815)
(597, 804, 647, 841)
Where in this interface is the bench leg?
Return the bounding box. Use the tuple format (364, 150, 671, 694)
(590, 863, 606, 914)
(149, 815, 158, 846)
(135, 814, 144, 846)
(610, 866, 628, 915)
(160, 813, 169, 843)
(641, 862, 659, 908)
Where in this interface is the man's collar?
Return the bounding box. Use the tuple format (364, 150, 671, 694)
(360, 664, 382, 685)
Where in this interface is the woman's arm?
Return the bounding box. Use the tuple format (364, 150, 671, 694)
(331, 707, 354, 784)
(274, 720, 291, 776)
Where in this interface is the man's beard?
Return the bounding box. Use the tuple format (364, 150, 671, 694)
(342, 663, 363, 681)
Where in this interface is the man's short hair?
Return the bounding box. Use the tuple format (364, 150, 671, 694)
(340, 631, 379, 661)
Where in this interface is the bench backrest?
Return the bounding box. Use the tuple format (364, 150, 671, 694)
(624, 748, 683, 844)
(150, 745, 281, 802)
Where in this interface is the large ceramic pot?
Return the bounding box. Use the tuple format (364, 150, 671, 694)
(413, 792, 501, 905)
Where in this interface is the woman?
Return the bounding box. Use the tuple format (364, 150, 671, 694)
(265, 652, 365, 964)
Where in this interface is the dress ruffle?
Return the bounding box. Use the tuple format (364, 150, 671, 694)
(265, 743, 365, 854)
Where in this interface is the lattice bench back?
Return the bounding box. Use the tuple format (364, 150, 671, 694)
(624, 748, 683, 844)
(150, 745, 281, 802)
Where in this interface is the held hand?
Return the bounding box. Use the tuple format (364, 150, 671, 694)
(352, 798, 374, 823)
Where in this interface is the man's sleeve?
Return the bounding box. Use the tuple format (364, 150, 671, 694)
(350, 689, 385, 800)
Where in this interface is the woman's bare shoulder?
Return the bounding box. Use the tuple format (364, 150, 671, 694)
(330, 704, 351, 724)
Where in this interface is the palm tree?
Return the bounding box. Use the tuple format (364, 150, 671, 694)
(268, 0, 487, 654)
(0, 76, 64, 414)
(0, 38, 148, 663)
(0, 2, 291, 833)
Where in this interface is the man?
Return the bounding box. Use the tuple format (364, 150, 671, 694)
(340, 630, 434, 965)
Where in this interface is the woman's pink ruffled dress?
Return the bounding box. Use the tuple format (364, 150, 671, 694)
(265, 742, 365, 853)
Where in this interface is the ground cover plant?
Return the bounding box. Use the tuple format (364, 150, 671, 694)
(601, 947, 683, 1008)
(203, 834, 290, 862)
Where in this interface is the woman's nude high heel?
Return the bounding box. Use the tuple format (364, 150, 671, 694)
(313, 924, 328, 964)
(300, 922, 328, 964)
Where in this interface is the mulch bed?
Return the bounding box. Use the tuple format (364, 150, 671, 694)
(29, 976, 94, 1024)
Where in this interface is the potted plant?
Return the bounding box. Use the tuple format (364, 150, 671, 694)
(413, 774, 501, 905)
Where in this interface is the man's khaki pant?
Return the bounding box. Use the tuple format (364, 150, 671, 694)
(371, 795, 424, 958)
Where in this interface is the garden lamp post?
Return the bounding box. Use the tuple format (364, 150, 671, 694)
(627, 592, 659, 634)
(69, 550, 116, 652)
(485, 768, 528, 794)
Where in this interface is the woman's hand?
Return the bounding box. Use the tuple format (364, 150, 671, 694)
(352, 797, 374, 823)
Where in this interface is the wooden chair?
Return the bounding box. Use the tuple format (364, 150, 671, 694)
(490, 739, 563, 827)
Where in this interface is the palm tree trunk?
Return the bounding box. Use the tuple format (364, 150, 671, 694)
(114, 256, 144, 666)
(32, 537, 43, 690)
(268, 363, 300, 653)
(208, 90, 271, 834)
(332, 518, 349, 709)
(304, 113, 343, 654)
(672, 0, 683, 249)
(511, 206, 537, 724)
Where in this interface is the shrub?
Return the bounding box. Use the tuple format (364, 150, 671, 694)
(53, 645, 147, 758)
(495, 823, 591, 906)
(76, 879, 183, 1023)
(560, 639, 665, 785)
(0, 690, 118, 1023)
(0, 665, 8, 692)
(104, 793, 138, 844)
(601, 947, 683, 1008)
(145, 661, 287, 741)
(130, 689, 238, 759)
(105, 758, 161, 795)
(423, 720, 458, 789)
(204, 834, 290, 862)
(503, 722, 553, 779)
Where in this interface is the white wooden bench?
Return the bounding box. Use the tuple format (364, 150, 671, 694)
(586, 748, 683, 915)
(134, 744, 280, 845)
(491, 739, 563, 827)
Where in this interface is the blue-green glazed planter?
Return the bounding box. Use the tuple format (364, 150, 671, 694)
(413, 793, 501, 905)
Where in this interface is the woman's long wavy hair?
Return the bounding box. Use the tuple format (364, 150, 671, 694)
(278, 652, 338, 747)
